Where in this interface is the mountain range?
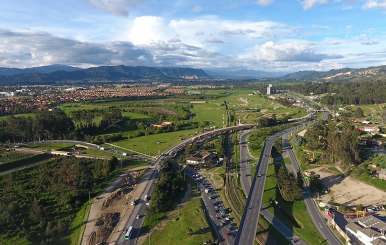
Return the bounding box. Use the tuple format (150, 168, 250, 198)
(1, 64, 386, 84)
(0, 65, 209, 84)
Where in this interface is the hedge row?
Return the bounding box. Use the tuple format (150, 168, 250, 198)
(0, 153, 51, 172)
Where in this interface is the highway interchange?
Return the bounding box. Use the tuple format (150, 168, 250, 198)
(21, 95, 342, 245)
(236, 95, 342, 245)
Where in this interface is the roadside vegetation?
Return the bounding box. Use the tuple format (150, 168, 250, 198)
(262, 164, 326, 245)
(141, 198, 216, 245)
(142, 158, 186, 233)
(0, 156, 120, 245)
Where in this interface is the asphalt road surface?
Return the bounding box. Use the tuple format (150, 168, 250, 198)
(237, 103, 340, 244)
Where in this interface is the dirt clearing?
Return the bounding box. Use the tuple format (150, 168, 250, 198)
(298, 129, 308, 137)
(314, 166, 386, 207)
(94, 171, 142, 244)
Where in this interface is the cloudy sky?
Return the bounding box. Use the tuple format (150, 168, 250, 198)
(1, 0, 386, 72)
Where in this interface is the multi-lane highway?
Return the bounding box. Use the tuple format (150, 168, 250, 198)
(236, 127, 308, 245)
(236, 97, 341, 245)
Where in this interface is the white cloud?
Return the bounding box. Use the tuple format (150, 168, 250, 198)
(362, 0, 386, 11)
(301, 32, 320, 37)
(255, 0, 275, 7)
(361, 39, 380, 45)
(220, 29, 245, 37)
(312, 25, 329, 29)
(168, 37, 181, 43)
(363, 28, 376, 34)
(327, 40, 345, 45)
(195, 31, 205, 36)
(128, 16, 165, 45)
(252, 41, 342, 62)
(280, 33, 297, 38)
(88, 0, 144, 17)
(299, 0, 332, 10)
(346, 25, 353, 37)
(262, 31, 276, 38)
(0, 29, 153, 68)
(204, 37, 225, 43)
(352, 33, 380, 45)
(267, 25, 304, 32)
(192, 5, 203, 13)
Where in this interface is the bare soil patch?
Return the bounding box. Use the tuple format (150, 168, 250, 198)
(95, 171, 141, 243)
(314, 166, 386, 207)
(260, 109, 268, 113)
(298, 129, 308, 137)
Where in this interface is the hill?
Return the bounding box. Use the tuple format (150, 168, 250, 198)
(0, 64, 82, 76)
(0, 65, 209, 84)
(282, 65, 386, 82)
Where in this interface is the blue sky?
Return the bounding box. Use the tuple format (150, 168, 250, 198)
(1, 0, 386, 72)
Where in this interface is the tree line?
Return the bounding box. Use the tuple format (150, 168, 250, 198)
(291, 80, 386, 105)
(0, 108, 122, 143)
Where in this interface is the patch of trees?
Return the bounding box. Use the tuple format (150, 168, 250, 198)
(276, 98, 293, 108)
(128, 120, 197, 138)
(1, 108, 123, 143)
(291, 80, 386, 105)
(126, 105, 192, 121)
(271, 166, 303, 202)
(273, 138, 283, 154)
(3, 110, 74, 143)
(303, 119, 361, 165)
(292, 134, 304, 146)
(0, 156, 118, 243)
(148, 158, 185, 213)
(84, 132, 123, 145)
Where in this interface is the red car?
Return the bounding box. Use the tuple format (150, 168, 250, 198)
(225, 233, 229, 237)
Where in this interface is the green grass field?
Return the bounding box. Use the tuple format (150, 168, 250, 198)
(0, 113, 35, 120)
(111, 129, 199, 156)
(141, 198, 216, 245)
(262, 164, 326, 245)
(355, 173, 386, 190)
(190, 103, 227, 128)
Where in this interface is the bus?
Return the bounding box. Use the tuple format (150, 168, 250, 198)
(125, 226, 133, 240)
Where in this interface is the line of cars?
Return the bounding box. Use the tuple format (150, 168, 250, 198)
(185, 168, 237, 240)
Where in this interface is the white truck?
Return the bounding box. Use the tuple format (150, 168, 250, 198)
(122, 152, 128, 156)
(205, 189, 209, 193)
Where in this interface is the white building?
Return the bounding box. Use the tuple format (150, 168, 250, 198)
(346, 216, 386, 245)
(267, 84, 273, 95)
(186, 150, 213, 165)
